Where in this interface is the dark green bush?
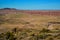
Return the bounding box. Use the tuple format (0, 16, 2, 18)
(5, 31, 15, 40)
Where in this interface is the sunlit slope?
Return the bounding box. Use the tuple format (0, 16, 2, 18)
(0, 13, 60, 32)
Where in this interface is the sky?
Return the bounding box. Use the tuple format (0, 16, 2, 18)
(0, 0, 60, 10)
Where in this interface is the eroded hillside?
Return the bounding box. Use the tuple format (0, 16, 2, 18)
(0, 8, 60, 40)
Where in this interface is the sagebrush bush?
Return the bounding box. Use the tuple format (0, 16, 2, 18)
(0, 28, 60, 40)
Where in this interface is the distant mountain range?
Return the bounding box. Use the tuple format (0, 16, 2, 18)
(0, 8, 60, 16)
(0, 8, 17, 10)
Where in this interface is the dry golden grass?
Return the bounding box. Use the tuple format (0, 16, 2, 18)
(0, 13, 60, 32)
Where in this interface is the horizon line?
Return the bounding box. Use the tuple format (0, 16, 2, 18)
(0, 8, 60, 11)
